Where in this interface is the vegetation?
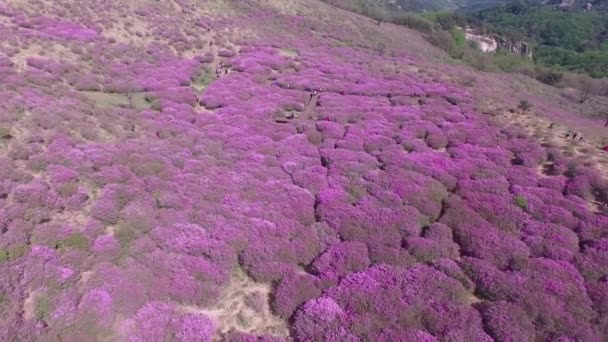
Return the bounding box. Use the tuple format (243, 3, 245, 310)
(470, 2, 608, 77)
(514, 195, 528, 210)
(518, 100, 532, 114)
(323, 0, 608, 103)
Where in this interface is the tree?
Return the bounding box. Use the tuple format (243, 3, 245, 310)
(562, 73, 601, 104)
(517, 100, 532, 114)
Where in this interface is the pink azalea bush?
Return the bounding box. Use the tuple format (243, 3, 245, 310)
(0, 0, 606, 341)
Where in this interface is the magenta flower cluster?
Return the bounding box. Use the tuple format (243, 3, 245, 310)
(0, 0, 606, 341)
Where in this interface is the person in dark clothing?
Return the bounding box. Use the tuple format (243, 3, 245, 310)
(548, 123, 554, 130)
(573, 132, 578, 141)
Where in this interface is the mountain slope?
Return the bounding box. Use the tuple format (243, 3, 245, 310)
(0, 0, 607, 340)
(383, 0, 608, 12)
(385, 0, 541, 11)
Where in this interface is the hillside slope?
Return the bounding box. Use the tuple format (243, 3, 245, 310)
(0, 0, 607, 340)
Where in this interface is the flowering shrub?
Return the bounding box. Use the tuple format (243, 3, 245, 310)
(0, 1, 607, 340)
(295, 265, 490, 340)
(478, 301, 536, 341)
(272, 273, 322, 318)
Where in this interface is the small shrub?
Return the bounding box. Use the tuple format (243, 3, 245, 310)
(514, 195, 528, 210)
(0, 250, 8, 262)
(534, 67, 563, 86)
(427, 30, 456, 54)
(35, 295, 51, 321)
(0, 126, 12, 139)
(391, 14, 434, 34)
(517, 100, 532, 114)
(272, 274, 322, 318)
(115, 221, 136, 248)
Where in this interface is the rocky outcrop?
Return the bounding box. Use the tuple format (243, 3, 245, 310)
(464, 27, 498, 53)
(544, 0, 608, 10)
(463, 26, 533, 58)
(495, 35, 533, 58)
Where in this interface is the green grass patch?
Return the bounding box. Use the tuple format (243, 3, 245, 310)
(63, 233, 89, 250)
(0, 250, 8, 263)
(514, 195, 528, 210)
(115, 221, 136, 248)
(81, 91, 149, 109)
(0, 293, 6, 313)
(451, 28, 466, 49)
(54, 233, 89, 251)
(8, 244, 28, 259)
(0, 244, 29, 262)
(193, 68, 216, 90)
(35, 295, 51, 321)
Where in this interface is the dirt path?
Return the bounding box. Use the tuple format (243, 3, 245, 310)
(303, 94, 319, 118)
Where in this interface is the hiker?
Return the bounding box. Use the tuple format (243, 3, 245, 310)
(565, 130, 571, 139)
(579, 136, 584, 142)
(573, 132, 578, 141)
(286, 112, 295, 120)
(548, 123, 554, 130)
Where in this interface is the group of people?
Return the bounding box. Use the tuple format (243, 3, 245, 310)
(215, 62, 231, 78)
(564, 130, 584, 142)
(267, 83, 330, 122)
(548, 123, 584, 142)
(548, 121, 608, 155)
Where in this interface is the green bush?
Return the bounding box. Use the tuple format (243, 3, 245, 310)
(391, 13, 434, 34)
(451, 28, 466, 49)
(493, 52, 532, 72)
(427, 30, 457, 54)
